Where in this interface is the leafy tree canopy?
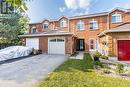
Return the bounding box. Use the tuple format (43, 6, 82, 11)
(6, 0, 29, 13)
(0, 14, 29, 45)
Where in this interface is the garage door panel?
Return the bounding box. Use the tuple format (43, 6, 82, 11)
(48, 38, 65, 54)
(26, 38, 39, 49)
(118, 40, 130, 61)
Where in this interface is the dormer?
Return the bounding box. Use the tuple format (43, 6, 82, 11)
(111, 13, 122, 23)
(58, 17, 68, 28)
(109, 8, 127, 28)
(42, 20, 49, 30)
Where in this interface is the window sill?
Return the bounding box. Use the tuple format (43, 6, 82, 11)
(89, 29, 99, 31)
(77, 29, 85, 31)
(111, 22, 123, 24)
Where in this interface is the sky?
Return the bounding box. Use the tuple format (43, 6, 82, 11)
(26, 0, 130, 23)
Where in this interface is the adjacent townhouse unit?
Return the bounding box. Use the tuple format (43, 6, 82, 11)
(20, 8, 130, 61)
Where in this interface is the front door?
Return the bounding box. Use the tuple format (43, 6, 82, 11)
(76, 39, 85, 51)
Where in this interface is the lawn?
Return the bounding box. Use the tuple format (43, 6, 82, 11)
(39, 53, 130, 87)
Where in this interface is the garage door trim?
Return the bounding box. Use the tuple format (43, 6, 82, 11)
(48, 37, 65, 54)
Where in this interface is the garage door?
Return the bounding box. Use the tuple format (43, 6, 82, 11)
(48, 37, 65, 54)
(118, 40, 130, 61)
(26, 38, 39, 49)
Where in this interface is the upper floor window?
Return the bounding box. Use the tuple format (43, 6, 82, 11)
(89, 20, 98, 30)
(112, 14, 122, 23)
(77, 20, 84, 30)
(31, 27, 37, 33)
(43, 21, 49, 29)
(60, 19, 67, 27)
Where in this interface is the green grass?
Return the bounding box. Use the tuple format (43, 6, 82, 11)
(38, 53, 130, 87)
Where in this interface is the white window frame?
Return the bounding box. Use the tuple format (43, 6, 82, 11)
(112, 14, 122, 23)
(60, 19, 67, 28)
(76, 20, 84, 31)
(43, 21, 49, 29)
(89, 20, 98, 30)
(89, 39, 97, 51)
(31, 27, 37, 33)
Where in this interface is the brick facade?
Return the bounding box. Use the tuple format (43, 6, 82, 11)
(22, 8, 130, 56)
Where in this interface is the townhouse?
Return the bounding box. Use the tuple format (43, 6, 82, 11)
(20, 8, 130, 61)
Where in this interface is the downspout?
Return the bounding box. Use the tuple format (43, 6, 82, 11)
(53, 21, 55, 30)
(68, 18, 70, 32)
(107, 13, 110, 30)
(107, 13, 110, 56)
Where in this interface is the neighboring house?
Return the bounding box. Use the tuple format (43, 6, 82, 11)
(20, 8, 130, 61)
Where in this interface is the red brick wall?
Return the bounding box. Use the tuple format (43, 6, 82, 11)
(69, 15, 108, 51)
(65, 36, 75, 54)
(39, 36, 48, 53)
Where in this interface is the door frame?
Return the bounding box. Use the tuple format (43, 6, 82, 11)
(76, 39, 85, 51)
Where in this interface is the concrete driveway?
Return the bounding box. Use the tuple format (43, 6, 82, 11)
(0, 54, 68, 87)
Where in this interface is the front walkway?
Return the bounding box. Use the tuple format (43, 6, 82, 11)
(0, 54, 68, 87)
(70, 51, 84, 60)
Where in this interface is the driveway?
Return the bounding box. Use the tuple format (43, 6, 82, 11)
(0, 54, 68, 87)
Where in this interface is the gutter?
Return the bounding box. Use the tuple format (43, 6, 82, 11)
(19, 33, 74, 38)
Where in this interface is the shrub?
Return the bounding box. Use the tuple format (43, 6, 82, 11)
(102, 68, 111, 74)
(116, 64, 124, 74)
(102, 63, 109, 68)
(93, 52, 102, 61)
(94, 61, 104, 69)
(127, 70, 130, 76)
(100, 55, 108, 60)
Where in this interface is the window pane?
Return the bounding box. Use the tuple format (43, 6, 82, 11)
(44, 24, 48, 29)
(57, 39, 64, 42)
(90, 45, 94, 49)
(77, 21, 84, 30)
(90, 39, 95, 50)
(90, 40, 94, 44)
(33, 29, 36, 33)
(89, 21, 97, 30)
(60, 19, 67, 27)
(90, 23, 93, 29)
(112, 16, 116, 22)
(50, 39, 56, 42)
(112, 14, 122, 22)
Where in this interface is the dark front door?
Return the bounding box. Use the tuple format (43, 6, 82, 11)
(118, 40, 130, 61)
(76, 39, 85, 51)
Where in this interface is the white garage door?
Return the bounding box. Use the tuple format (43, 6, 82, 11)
(26, 38, 39, 49)
(48, 37, 65, 54)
